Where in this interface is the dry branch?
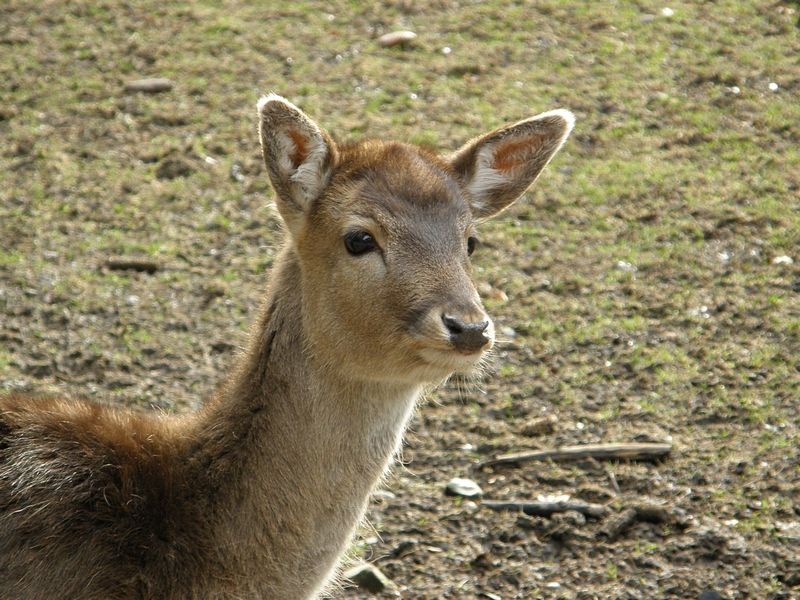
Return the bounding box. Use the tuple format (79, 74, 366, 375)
(482, 500, 611, 520)
(103, 258, 160, 274)
(477, 443, 672, 469)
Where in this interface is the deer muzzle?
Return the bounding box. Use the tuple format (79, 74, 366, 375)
(442, 314, 492, 354)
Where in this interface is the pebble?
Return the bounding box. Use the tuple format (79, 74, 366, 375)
(698, 591, 722, 600)
(546, 582, 562, 589)
(378, 31, 417, 48)
(124, 78, 175, 93)
(445, 477, 483, 498)
(372, 490, 396, 502)
(772, 255, 793, 265)
(499, 326, 516, 338)
(230, 164, 245, 183)
(615, 260, 637, 272)
(343, 563, 394, 594)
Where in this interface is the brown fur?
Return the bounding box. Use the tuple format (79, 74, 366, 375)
(0, 95, 573, 599)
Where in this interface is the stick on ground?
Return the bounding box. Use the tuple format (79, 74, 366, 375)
(477, 443, 672, 469)
(482, 500, 611, 520)
(103, 258, 160, 274)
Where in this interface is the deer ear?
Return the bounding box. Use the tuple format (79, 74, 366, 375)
(258, 94, 337, 233)
(448, 110, 574, 220)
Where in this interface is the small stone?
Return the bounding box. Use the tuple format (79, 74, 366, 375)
(661, 7, 675, 17)
(372, 490, 396, 502)
(769, 82, 779, 91)
(773, 255, 793, 265)
(698, 591, 722, 600)
(230, 164, 245, 183)
(378, 31, 417, 48)
(445, 477, 483, 498)
(500, 326, 516, 338)
(615, 260, 637, 272)
(343, 563, 394, 594)
(124, 78, 175, 93)
(546, 582, 562, 589)
(640, 14, 655, 23)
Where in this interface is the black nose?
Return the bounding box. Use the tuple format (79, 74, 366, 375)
(442, 316, 491, 353)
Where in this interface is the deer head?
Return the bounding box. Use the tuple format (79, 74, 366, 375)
(258, 94, 573, 386)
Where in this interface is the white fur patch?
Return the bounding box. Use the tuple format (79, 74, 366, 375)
(466, 147, 515, 210)
(538, 108, 576, 136)
(287, 131, 331, 208)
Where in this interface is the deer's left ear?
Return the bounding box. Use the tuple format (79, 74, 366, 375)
(448, 110, 574, 220)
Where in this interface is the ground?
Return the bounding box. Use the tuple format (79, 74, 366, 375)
(1, 1, 799, 598)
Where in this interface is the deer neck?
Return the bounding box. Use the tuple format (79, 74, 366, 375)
(196, 245, 421, 595)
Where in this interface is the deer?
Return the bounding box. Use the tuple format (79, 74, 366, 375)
(0, 94, 573, 599)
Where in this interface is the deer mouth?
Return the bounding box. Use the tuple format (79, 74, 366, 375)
(450, 347, 484, 356)
(402, 304, 495, 378)
(416, 342, 492, 377)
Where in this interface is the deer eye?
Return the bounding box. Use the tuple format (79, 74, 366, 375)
(344, 231, 376, 255)
(467, 236, 479, 256)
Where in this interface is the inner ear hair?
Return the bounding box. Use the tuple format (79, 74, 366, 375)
(258, 94, 338, 216)
(450, 109, 574, 220)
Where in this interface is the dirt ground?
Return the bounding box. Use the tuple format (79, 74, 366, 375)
(1, 1, 799, 598)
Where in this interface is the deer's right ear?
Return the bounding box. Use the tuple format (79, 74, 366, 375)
(258, 94, 338, 233)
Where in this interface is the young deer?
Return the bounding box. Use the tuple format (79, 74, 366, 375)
(0, 95, 573, 599)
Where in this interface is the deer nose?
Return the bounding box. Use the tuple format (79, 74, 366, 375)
(442, 315, 491, 353)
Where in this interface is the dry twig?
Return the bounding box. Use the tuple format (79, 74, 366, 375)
(476, 443, 672, 470)
(103, 258, 160, 274)
(482, 500, 611, 520)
